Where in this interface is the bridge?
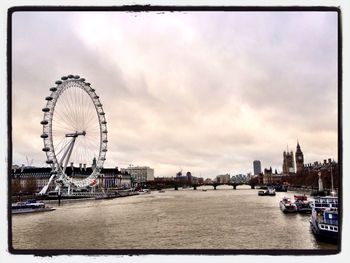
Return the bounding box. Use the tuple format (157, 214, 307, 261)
(149, 174, 257, 190)
(174, 182, 256, 191)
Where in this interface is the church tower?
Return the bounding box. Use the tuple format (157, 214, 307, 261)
(295, 141, 304, 174)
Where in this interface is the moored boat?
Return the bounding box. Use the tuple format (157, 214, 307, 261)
(279, 197, 297, 213)
(258, 188, 276, 196)
(310, 196, 338, 243)
(12, 199, 55, 214)
(294, 195, 312, 213)
(274, 184, 288, 192)
(138, 189, 151, 195)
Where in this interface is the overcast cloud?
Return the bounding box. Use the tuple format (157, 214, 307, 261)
(11, 11, 338, 178)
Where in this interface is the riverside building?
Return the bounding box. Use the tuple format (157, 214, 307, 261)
(11, 164, 131, 195)
(283, 148, 295, 175)
(121, 166, 155, 185)
(216, 174, 231, 184)
(253, 160, 262, 175)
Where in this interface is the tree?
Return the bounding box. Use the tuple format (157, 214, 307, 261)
(24, 177, 37, 194)
(11, 178, 22, 195)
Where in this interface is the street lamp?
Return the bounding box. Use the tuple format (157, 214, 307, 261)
(330, 165, 336, 196)
(317, 171, 324, 192)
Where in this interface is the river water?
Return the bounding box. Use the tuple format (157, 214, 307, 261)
(11, 185, 338, 250)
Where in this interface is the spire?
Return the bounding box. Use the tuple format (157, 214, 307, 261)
(92, 157, 97, 169)
(296, 139, 302, 153)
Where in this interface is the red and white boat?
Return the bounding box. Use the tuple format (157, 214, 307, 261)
(279, 197, 297, 213)
(294, 195, 312, 213)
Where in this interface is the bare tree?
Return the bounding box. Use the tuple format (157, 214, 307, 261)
(11, 178, 22, 195)
(25, 177, 37, 194)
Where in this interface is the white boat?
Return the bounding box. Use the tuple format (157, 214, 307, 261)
(138, 189, 151, 195)
(12, 199, 55, 214)
(279, 197, 297, 213)
(258, 188, 276, 196)
(310, 196, 338, 243)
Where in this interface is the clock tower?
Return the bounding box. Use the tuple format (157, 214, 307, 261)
(295, 141, 304, 174)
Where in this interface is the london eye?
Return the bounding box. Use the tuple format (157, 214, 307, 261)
(39, 75, 108, 195)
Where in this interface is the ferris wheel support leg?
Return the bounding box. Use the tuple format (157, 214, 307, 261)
(60, 137, 77, 174)
(38, 172, 57, 195)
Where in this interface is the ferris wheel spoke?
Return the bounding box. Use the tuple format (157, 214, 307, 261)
(53, 135, 68, 150)
(52, 118, 75, 132)
(55, 101, 78, 131)
(57, 90, 75, 123)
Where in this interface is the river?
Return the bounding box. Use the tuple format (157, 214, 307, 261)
(11, 185, 338, 251)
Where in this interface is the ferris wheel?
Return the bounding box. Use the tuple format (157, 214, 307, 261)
(38, 75, 107, 195)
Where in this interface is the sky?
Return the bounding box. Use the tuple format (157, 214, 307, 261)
(11, 10, 338, 179)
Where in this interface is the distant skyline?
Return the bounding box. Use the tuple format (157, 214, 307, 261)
(11, 11, 338, 178)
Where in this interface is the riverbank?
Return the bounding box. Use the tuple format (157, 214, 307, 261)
(11, 189, 142, 205)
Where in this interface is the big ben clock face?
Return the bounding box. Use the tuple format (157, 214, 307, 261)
(298, 156, 303, 160)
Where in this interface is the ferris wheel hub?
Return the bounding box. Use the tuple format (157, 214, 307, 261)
(65, 131, 87, 137)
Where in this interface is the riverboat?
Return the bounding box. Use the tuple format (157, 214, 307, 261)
(138, 189, 151, 195)
(279, 197, 297, 213)
(310, 196, 338, 243)
(294, 195, 312, 213)
(274, 185, 287, 192)
(12, 199, 55, 214)
(258, 188, 276, 196)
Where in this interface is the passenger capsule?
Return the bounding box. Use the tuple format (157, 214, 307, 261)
(42, 147, 50, 152)
(61, 76, 68, 80)
(99, 112, 105, 115)
(55, 80, 62, 85)
(45, 96, 53, 101)
(102, 149, 107, 152)
(103, 139, 108, 143)
(102, 130, 108, 134)
(40, 120, 48, 125)
(90, 88, 95, 92)
(68, 74, 74, 78)
(46, 160, 53, 164)
(85, 82, 91, 86)
(79, 78, 85, 82)
(41, 133, 49, 138)
(96, 103, 102, 107)
(101, 157, 106, 161)
(101, 121, 107, 124)
(42, 107, 50, 112)
(50, 87, 57, 92)
(94, 96, 99, 99)
(74, 75, 80, 79)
